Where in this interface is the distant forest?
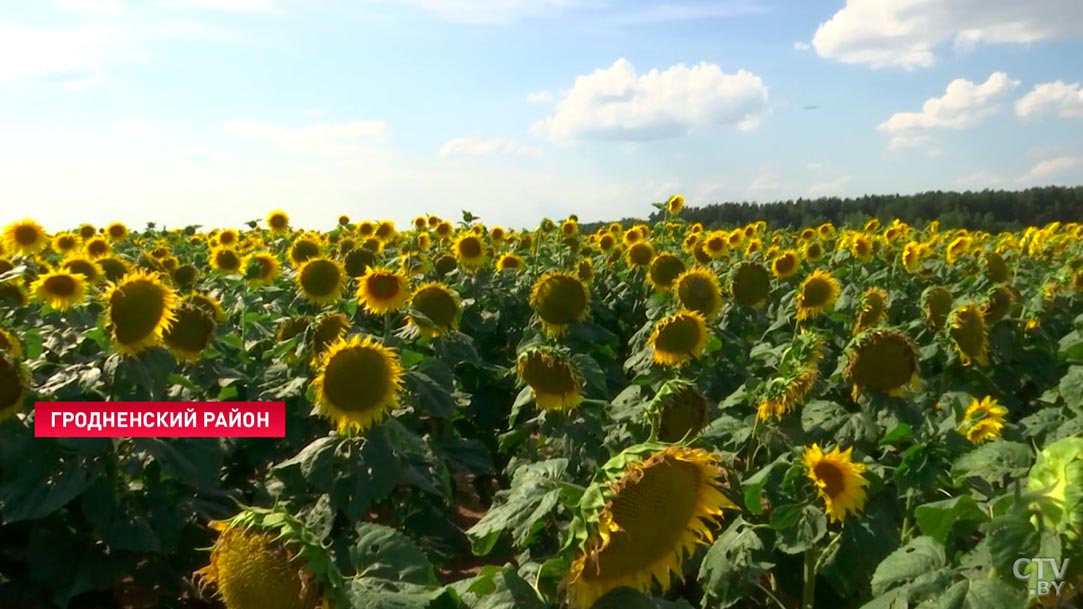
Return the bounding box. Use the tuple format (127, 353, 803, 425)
(582, 186, 1083, 233)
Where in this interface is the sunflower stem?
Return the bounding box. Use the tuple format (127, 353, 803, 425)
(802, 544, 819, 609)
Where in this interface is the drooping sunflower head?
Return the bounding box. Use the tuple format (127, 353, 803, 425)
(674, 268, 723, 319)
(516, 346, 583, 413)
(3, 219, 49, 256)
(356, 267, 411, 315)
(984, 251, 1011, 283)
(295, 257, 346, 305)
(496, 253, 525, 272)
(647, 253, 686, 292)
(288, 235, 322, 267)
(649, 310, 709, 367)
(958, 396, 1008, 445)
(530, 272, 591, 336)
(343, 247, 374, 278)
(771, 250, 800, 279)
(106, 222, 129, 242)
(803, 444, 869, 523)
(195, 506, 335, 609)
(453, 234, 487, 271)
(185, 293, 226, 324)
(853, 286, 889, 335)
(796, 270, 840, 321)
(210, 246, 244, 275)
(577, 259, 594, 283)
(921, 285, 954, 330)
(407, 282, 460, 337)
(311, 335, 405, 432)
(982, 284, 1015, 324)
(647, 380, 710, 442)
(0, 354, 29, 422)
(756, 364, 820, 422)
(31, 270, 88, 311)
(626, 241, 655, 268)
(103, 269, 179, 355)
(164, 304, 217, 363)
(844, 329, 919, 400)
(729, 261, 771, 308)
(433, 254, 458, 277)
(565, 444, 739, 609)
(948, 303, 988, 367)
(0, 327, 22, 359)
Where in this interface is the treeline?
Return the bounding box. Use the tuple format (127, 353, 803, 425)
(581, 186, 1083, 233)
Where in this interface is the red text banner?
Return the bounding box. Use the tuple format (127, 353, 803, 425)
(34, 402, 286, 438)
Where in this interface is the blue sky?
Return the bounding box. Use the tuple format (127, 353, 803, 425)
(1, 0, 1082, 231)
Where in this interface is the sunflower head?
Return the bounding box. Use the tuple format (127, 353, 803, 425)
(803, 444, 869, 523)
(434, 254, 458, 277)
(982, 284, 1015, 324)
(647, 253, 686, 292)
(454, 234, 487, 271)
(243, 252, 281, 286)
(52, 232, 80, 254)
(958, 396, 1008, 445)
(729, 262, 771, 308)
(356, 268, 411, 315)
(771, 250, 800, 279)
(530, 272, 591, 336)
(984, 251, 1011, 283)
(408, 282, 460, 337)
(342, 247, 374, 278)
(103, 269, 179, 356)
(106, 222, 129, 242)
(374, 220, 396, 242)
(3, 219, 49, 256)
(921, 285, 954, 330)
(598, 233, 617, 252)
(647, 380, 710, 442)
(674, 268, 723, 319)
(649, 310, 710, 367)
(496, 253, 525, 272)
(850, 235, 874, 262)
(852, 286, 889, 335)
(312, 335, 405, 432)
(796, 270, 840, 321)
(31, 270, 87, 311)
(84, 236, 111, 259)
(665, 194, 685, 215)
(276, 316, 310, 343)
(0, 354, 29, 422)
(78, 224, 97, 240)
(266, 210, 290, 233)
(288, 236, 322, 267)
(0, 327, 22, 359)
(948, 304, 989, 367)
(210, 246, 244, 275)
(295, 257, 346, 305)
(564, 443, 739, 609)
(164, 304, 216, 363)
(195, 505, 337, 609)
(216, 229, 240, 249)
(516, 346, 584, 413)
(844, 329, 919, 400)
(626, 241, 655, 267)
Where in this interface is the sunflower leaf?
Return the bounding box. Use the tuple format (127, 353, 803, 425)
(869, 536, 948, 596)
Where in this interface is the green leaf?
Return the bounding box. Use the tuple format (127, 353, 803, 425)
(981, 512, 1041, 581)
(136, 438, 224, 490)
(951, 441, 1032, 485)
(590, 587, 694, 608)
(347, 577, 462, 609)
(1057, 366, 1083, 410)
(914, 495, 989, 544)
(775, 503, 828, 554)
(870, 536, 947, 596)
(451, 566, 544, 609)
(466, 459, 568, 556)
(351, 522, 438, 586)
(741, 453, 790, 515)
(698, 518, 774, 609)
(822, 496, 901, 599)
(0, 454, 97, 524)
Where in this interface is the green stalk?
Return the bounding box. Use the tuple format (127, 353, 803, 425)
(803, 544, 819, 609)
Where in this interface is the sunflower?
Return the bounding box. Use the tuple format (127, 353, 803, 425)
(195, 507, 330, 609)
(0, 327, 21, 358)
(649, 311, 709, 366)
(275, 316, 310, 344)
(796, 270, 840, 321)
(105, 222, 129, 242)
(31, 270, 87, 311)
(52, 232, 80, 254)
(288, 236, 322, 267)
(648, 380, 709, 442)
(374, 220, 396, 242)
(598, 233, 617, 252)
(103, 269, 179, 355)
(0, 354, 29, 422)
(675, 268, 723, 319)
(433, 254, 458, 277)
(984, 251, 1011, 283)
(647, 253, 686, 291)
(210, 247, 243, 274)
(356, 268, 411, 315)
(756, 365, 819, 422)
(803, 444, 869, 523)
(920, 286, 954, 330)
(982, 284, 1015, 324)
(84, 236, 111, 259)
(565, 444, 738, 609)
(3, 219, 49, 256)
(850, 235, 873, 262)
(309, 312, 350, 362)
(453, 234, 487, 272)
(959, 396, 1008, 445)
(853, 287, 889, 335)
(433, 221, 453, 241)
(666, 194, 685, 215)
(948, 304, 988, 366)
(516, 347, 583, 412)
(266, 210, 290, 233)
(561, 219, 579, 237)
(623, 241, 655, 267)
(496, 253, 524, 272)
(622, 227, 643, 246)
(771, 249, 800, 279)
(408, 283, 460, 337)
(243, 252, 281, 285)
(729, 262, 770, 308)
(60, 256, 103, 284)
(416, 232, 431, 250)
(339, 248, 372, 278)
(0, 282, 25, 308)
(311, 335, 404, 432)
(295, 257, 345, 305)
(844, 329, 919, 400)
(78, 224, 96, 240)
(946, 236, 970, 265)
(744, 238, 763, 256)
(216, 229, 240, 249)
(529, 272, 590, 336)
(164, 304, 216, 362)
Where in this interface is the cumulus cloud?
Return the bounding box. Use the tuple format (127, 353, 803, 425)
(531, 58, 768, 142)
(0, 23, 119, 88)
(1016, 81, 1083, 119)
(57, 0, 127, 15)
(1018, 156, 1080, 183)
(526, 90, 554, 104)
(440, 135, 541, 158)
(225, 121, 389, 155)
(812, 0, 1083, 69)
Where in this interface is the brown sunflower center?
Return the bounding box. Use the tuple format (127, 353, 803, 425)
(269, 214, 288, 229)
(435, 255, 457, 276)
(14, 225, 41, 246)
(110, 280, 167, 345)
(801, 278, 833, 308)
(813, 461, 845, 498)
(850, 334, 916, 392)
(657, 388, 708, 443)
(108, 226, 126, 239)
(344, 249, 374, 277)
(519, 352, 577, 395)
(458, 237, 483, 259)
(366, 273, 402, 300)
(775, 254, 796, 274)
(43, 274, 78, 297)
(87, 240, 108, 257)
(412, 287, 457, 328)
(57, 236, 77, 250)
(165, 307, 215, 354)
(628, 243, 654, 266)
(649, 255, 686, 289)
(0, 356, 25, 409)
(534, 275, 588, 325)
(655, 315, 703, 354)
(322, 346, 391, 413)
(678, 274, 720, 316)
(173, 265, 198, 287)
(300, 260, 342, 297)
(215, 250, 241, 271)
(732, 264, 770, 307)
(63, 260, 98, 281)
(313, 315, 349, 355)
(291, 240, 320, 264)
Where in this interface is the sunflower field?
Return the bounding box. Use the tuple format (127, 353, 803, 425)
(1, 199, 1082, 609)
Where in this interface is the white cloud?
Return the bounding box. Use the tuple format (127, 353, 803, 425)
(793, 41, 810, 51)
(1018, 156, 1080, 183)
(885, 133, 933, 151)
(1016, 81, 1083, 119)
(302, 108, 325, 117)
(526, 90, 554, 104)
(225, 121, 389, 155)
(370, 0, 577, 25)
(440, 135, 541, 158)
(808, 175, 851, 196)
(0, 23, 119, 88)
(957, 171, 1003, 187)
(159, 0, 282, 14)
(812, 0, 1083, 69)
(113, 119, 154, 134)
(747, 173, 779, 192)
(608, 2, 767, 26)
(879, 73, 1019, 134)
(57, 0, 127, 15)
(532, 58, 768, 142)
